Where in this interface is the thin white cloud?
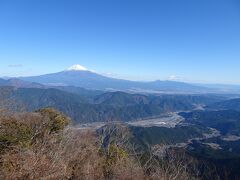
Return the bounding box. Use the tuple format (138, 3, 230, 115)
(8, 64, 23, 68)
(168, 75, 179, 81)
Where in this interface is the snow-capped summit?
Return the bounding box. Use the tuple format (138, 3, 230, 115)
(66, 64, 88, 71)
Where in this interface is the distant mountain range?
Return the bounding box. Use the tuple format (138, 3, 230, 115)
(1, 65, 239, 94)
(13, 65, 211, 93)
(0, 78, 45, 89)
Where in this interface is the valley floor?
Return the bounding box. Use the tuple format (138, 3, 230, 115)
(76, 112, 183, 129)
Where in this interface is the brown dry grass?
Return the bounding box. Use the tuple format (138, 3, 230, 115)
(0, 109, 213, 180)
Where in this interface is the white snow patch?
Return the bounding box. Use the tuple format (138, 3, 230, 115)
(66, 64, 88, 71)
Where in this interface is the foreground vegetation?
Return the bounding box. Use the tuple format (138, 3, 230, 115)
(1, 108, 226, 180)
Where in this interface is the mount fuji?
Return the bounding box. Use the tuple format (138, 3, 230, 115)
(19, 64, 209, 93)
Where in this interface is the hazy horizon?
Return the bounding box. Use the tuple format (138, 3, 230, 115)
(0, 64, 239, 86)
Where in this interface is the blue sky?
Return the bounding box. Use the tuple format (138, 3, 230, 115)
(0, 0, 240, 84)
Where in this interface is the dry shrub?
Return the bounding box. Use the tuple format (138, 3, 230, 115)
(147, 148, 199, 180)
(0, 109, 205, 180)
(0, 110, 140, 179)
(0, 108, 70, 179)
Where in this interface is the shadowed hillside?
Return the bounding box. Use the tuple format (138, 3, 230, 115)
(0, 86, 226, 123)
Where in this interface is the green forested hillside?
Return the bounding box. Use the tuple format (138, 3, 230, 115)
(129, 125, 207, 146)
(207, 98, 240, 111)
(0, 86, 226, 123)
(180, 110, 240, 135)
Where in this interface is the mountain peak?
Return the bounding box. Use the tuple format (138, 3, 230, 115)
(66, 64, 88, 71)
